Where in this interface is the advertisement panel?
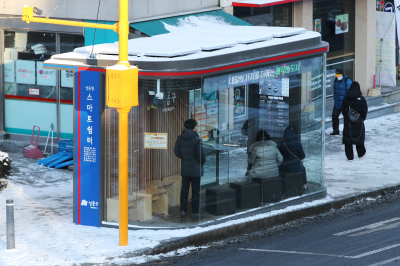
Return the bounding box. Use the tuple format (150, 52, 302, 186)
(16, 60, 35, 85)
(335, 14, 349, 34)
(4, 59, 15, 83)
(37, 62, 57, 86)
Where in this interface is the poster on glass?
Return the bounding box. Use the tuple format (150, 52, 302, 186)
(335, 14, 349, 34)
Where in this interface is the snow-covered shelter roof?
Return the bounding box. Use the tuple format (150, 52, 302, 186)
(45, 25, 328, 78)
(232, 0, 300, 8)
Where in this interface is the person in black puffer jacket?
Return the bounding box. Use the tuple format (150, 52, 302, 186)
(342, 81, 368, 161)
(174, 119, 206, 217)
(278, 126, 308, 192)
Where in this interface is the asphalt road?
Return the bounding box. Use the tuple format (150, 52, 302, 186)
(142, 193, 400, 266)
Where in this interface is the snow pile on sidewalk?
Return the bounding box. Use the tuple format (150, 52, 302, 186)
(0, 151, 11, 191)
(1, 113, 400, 265)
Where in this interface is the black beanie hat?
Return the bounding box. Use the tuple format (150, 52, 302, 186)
(184, 119, 197, 130)
(350, 81, 360, 90)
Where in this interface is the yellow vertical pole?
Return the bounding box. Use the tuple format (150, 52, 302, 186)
(117, 0, 130, 246)
(118, 107, 130, 246)
(118, 0, 130, 68)
(21, 0, 135, 247)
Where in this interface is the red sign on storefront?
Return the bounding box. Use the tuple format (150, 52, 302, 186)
(29, 88, 40, 96)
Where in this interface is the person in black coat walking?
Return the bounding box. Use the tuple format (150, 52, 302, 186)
(174, 119, 206, 217)
(278, 126, 308, 192)
(342, 81, 368, 161)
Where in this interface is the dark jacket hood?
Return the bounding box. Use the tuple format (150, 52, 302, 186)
(346, 88, 362, 100)
(181, 128, 199, 140)
(283, 128, 298, 142)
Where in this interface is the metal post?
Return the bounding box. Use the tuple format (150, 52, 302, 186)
(117, 107, 130, 246)
(116, 0, 131, 246)
(379, 38, 383, 89)
(56, 33, 61, 142)
(6, 199, 15, 249)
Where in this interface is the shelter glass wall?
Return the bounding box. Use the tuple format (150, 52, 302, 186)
(104, 55, 325, 227)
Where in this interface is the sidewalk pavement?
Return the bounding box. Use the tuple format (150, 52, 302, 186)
(1, 112, 400, 266)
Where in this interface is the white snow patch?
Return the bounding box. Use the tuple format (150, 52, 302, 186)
(162, 15, 232, 33)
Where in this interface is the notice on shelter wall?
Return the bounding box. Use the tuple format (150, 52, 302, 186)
(61, 70, 74, 88)
(335, 14, 349, 34)
(144, 133, 168, 149)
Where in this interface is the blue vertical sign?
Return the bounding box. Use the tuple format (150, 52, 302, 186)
(75, 69, 101, 227)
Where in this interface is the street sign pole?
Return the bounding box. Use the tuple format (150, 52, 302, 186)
(22, 1, 138, 246)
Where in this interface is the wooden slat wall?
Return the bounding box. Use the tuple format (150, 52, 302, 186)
(148, 90, 188, 181)
(105, 107, 119, 198)
(105, 83, 189, 198)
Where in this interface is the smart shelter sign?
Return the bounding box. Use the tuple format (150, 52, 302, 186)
(75, 68, 101, 227)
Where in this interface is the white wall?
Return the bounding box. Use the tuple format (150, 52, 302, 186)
(0, 0, 219, 21)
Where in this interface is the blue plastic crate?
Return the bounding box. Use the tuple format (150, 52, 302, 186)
(58, 140, 73, 152)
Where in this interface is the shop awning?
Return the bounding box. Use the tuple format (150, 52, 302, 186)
(130, 10, 250, 36)
(232, 0, 300, 7)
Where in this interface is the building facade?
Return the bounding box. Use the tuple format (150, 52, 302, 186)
(0, 0, 384, 141)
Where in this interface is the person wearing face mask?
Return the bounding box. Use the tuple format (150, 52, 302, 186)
(330, 68, 352, 136)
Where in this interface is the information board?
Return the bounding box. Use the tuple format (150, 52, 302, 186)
(259, 78, 290, 138)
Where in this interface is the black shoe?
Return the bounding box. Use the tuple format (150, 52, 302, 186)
(180, 211, 187, 217)
(191, 212, 200, 218)
(330, 131, 340, 136)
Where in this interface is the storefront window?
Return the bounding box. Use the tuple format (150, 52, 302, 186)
(313, 0, 355, 83)
(233, 4, 293, 26)
(4, 30, 56, 99)
(104, 55, 325, 227)
(3, 30, 83, 139)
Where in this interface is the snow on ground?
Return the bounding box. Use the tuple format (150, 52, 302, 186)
(1, 113, 400, 265)
(324, 112, 400, 197)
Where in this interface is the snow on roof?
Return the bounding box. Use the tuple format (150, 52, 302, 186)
(73, 26, 307, 57)
(233, 0, 300, 8)
(48, 28, 320, 66)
